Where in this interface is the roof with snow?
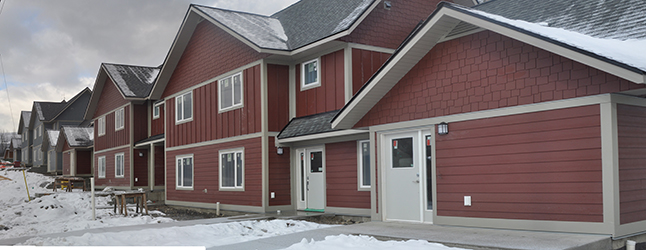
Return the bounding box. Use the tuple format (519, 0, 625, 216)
(103, 63, 161, 98)
(277, 110, 341, 139)
(10, 138, 21, 149)
(192, 0, 374, 51)
(61, 126, 94, 148)
(46, 130, 59, 148)
(18, 111, 31, 134)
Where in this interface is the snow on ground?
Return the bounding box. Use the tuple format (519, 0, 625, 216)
(283, 234, 465, 250)
(23, 219, 332, 247)
(0, 170, 173, 240)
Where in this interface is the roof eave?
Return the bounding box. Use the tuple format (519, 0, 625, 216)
(276, 129, 368, 144)
(84, 67, 109, 121)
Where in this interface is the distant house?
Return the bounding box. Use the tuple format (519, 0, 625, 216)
(10, 137, 21, 162)
(55, 126, 94, 176)
(18, 111, 32, 167)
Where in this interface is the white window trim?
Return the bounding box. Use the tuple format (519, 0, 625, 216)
(98, 116, 106, 136)
(175, 91, 193, 124)
(176, 154, 194, 190)
(115, 108, 125, 131)
(218, 72, 244, 113)
(357, 140, 371, 191)
(98, 156, 106, 178)
(219, 148, 245, 191)
(300, 58, 321, 91)
(153, 102, 163, 120)
(115, 153, 125, 178)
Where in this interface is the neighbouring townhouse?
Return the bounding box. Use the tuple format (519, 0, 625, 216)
(141, 0, 446, 214)
(55, 126, 94, 177)
(84, 63, 163, 190)
(18, 111, 32, 167)
(329, 0, 646, 238)
(27, 88, 92, 174)
(10, 137, 21, 162)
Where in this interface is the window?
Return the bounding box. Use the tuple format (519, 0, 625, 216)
(115, 153, 124, 178)
(175, 91, 193, 123)
(218, 72, 243, 112)
(392, 137, 413, 168)
(358, 140, 371, 189)
(153, 102, 162, 119)
(97, 116, 105, 136)
(115, 108, 124, 131)
(176, 155, 193, 189)
(301, 58, 320, 90)
(33, 149, 37, 162)
(98, 156, 106, 178)
(219, 149, 244, 190)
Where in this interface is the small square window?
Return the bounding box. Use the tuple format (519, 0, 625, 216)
(301, 58, 320, 90)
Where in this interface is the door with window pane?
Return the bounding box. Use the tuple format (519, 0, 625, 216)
(384, 132, 421, 222)
(295, 147, 325, 211)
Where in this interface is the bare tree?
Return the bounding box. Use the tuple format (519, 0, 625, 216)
(0, 129, 18, 159)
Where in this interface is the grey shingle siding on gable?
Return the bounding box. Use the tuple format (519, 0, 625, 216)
(277, 110, 341, 139)
(473, 0, 646, 40)
(103, 63, 161, 98)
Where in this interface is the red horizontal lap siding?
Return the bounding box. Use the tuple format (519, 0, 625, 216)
(166, 65, 261, 148)
(352, 48, 391, 95)
(166, 137, 262, 206)
(154, 145, 164, 186)
(618, 104, 646, 224)
(151, 103, 164, 136)
(76, 150, 92, 175)
(133, 148, 148, 187)
(355, 31, 645, 128)
(268, 137, 291, 206)
(132, 104, 148, 143)
(340, 0, 441, 49)
(267, 64, 290, 132)
(63, 151, 71, 175)
(94, 78, 129, 119)
(94, 148, 130, 187)
(161, 21, 269, 98)
(296, 50, 345, 117)
(435, 105, 603, 222)
(326, 141, 370, 209)
(95, 105, 130, 151)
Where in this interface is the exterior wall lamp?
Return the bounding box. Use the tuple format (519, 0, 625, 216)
(276, 147, 284, 155)
(139, 152, 144, 157)
(438, 122, 449, 135)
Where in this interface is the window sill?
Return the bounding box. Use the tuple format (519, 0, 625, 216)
(218, 104, 244, 114)
(175, 118, 193, 125)
(358, 187, 371, 192)
(176, 186, 194, 191)
(219, 187, 245, 192)
(300, 82, 321, 91)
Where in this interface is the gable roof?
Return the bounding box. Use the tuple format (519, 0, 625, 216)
(48, 87, 92, 122)
(332, 0, 646, 129)
(17, 111, 31, 134)
(149, 0, 380, 99)
(56, 126, 94, 152)
(10, 138, 21, 150)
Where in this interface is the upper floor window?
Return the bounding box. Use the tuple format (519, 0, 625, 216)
(97, 116, 106, 136)
(175, 91, 193, 124)
(115, 108, 124, 131)
(153, 102, 163, 119)
(218, 72, 243, 112)
(301, 58, 320, 90)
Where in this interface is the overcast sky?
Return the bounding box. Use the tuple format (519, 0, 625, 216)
(0, 0, 298, 133)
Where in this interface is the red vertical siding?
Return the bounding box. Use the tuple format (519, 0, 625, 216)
(154, 145, 165, 186)
(94, 78, 129, 119)
(161, 21, 268, 98)
(63, 151, 71, 176)
(133, 148, 148, 187)
(76, 150, 92, 175)
(268, 137, 291, 206)
(296, 50, 345, 117)
(95, 105, 130, 151)
(166, 137, 262, 206)
(352, 48, 391, 95)
(133, 104, 148, 143)
(356, 31, 646, 128)
(326, 141, 370, 209)
(166, 66, 262, 148)
(151, 103, 165, 136)
(267, 64, 290, 132)
(618, 104, 646, 224)
(94, 149, 130, 187)
(435, 105, 603, 222)
(340, 0, 442, 49)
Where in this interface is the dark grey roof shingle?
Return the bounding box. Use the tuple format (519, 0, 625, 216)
(277, 110, 340, 139)
(103, 63, 161, 98)
(21, 111, 31, 126)
(35, 101, 67, 121)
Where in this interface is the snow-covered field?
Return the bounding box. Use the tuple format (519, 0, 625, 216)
(1, 170, 465, 249)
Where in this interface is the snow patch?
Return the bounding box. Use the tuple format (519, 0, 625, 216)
(332, 0, 373, 33)
(282, 234, 466, 250)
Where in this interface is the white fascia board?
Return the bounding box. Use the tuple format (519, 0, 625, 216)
(84, 69, 108, 121)
(443, 8, 646, 84)
(276, 129, 367, 144)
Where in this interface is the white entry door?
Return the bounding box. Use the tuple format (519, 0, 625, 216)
(296, 147, 325, 211)
(384, 132, 422, 222)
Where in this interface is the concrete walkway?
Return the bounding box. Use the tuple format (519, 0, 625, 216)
(0, 214, 611, 250)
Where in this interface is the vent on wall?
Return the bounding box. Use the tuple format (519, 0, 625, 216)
(384, 1, 392, 10)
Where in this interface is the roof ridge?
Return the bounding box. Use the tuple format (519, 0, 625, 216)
(103, 62, 160, 69)
(192, 3, 274, 18)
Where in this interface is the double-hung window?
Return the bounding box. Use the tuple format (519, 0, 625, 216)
(218, 72, 243, 112)
(301, 58, 320, 90)
(176, 155, 193, 189)
(115, 153, 124, 178)
(98, 156, 106, 178)
(97, 116, 105, 136)
(175, 91, 193, 123)
(219, 149, 244, 190)
(115, 108, 124, 131)
(153, 102, 162, 119)
(358, 140, 371, 190)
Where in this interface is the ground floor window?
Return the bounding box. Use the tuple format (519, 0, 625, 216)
(358, 140, 371, 189)
(98, 156, 106, 178)
(176, 155, 193, 189)
(115, 153, 124, 178)
(219, 148, 244, 190)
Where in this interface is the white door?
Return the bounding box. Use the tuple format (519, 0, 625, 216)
(295, 147, 325, 211)
(384, 132, 421, 222)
